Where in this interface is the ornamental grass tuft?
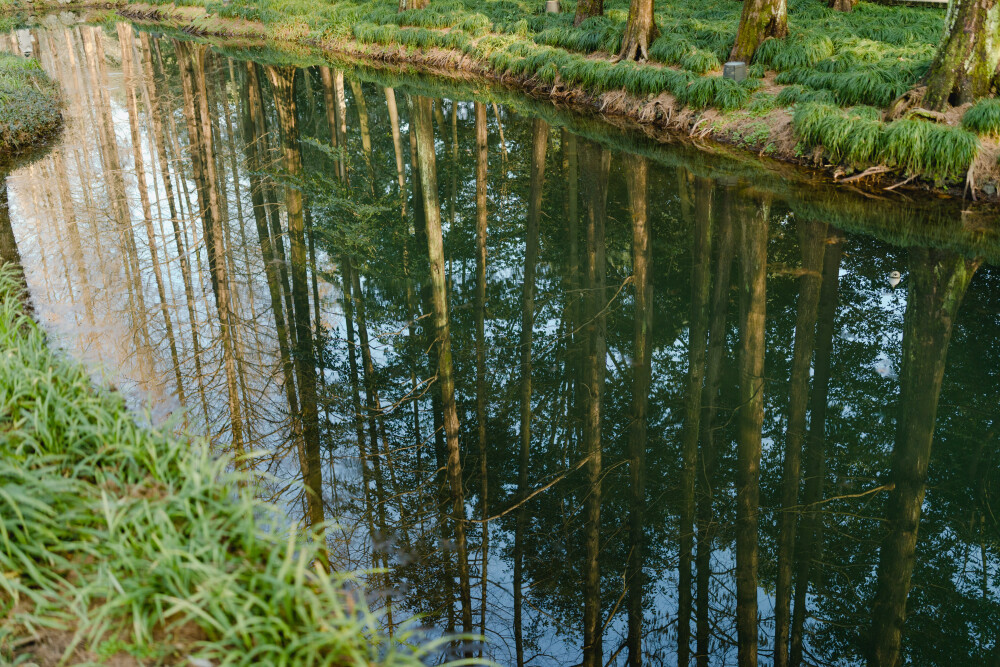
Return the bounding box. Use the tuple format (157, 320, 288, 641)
(962, 98, 1000, 139)
(794, 102, 979, 183)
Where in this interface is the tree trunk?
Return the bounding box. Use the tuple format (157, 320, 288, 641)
(730, 0, 788, 63)
(922, 0, 1000, 110)
(412, 94, 474, 636)
(574, 0, 604, 26)
(868, 248, 980, 667)
(625, 153, 652, 667)
(514, 118, 549, 667)
(828, 0, 853, 12)
(618, 0, 659, 61)
(736, 194, 769, 667)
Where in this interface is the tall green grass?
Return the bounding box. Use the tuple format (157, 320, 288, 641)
(794, 102, 980, 183)
(962, 98, 1000, 139)
(0, 265, 467, 666)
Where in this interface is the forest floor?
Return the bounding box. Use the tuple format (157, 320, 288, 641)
(2, 0, 1000, 197)
(0, 262, 445, 666)
(0, 50, 61, 155)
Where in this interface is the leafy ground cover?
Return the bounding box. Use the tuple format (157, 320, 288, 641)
(0, 264, 459, 665)
(0, 52, 61, 153)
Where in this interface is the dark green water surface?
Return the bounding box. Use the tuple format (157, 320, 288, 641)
(2, 17, 999, 666)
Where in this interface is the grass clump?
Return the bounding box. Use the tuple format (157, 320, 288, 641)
(794, 102, 980, 182)
(0, 53, 60, 153)
(962, 98, 1000, 139)
(0, 266, 457, 666)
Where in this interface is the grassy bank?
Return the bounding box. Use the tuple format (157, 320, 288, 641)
(107, 0, 1000, 195)
(0, 52, 61, 154)
(0, 264, 458, 665)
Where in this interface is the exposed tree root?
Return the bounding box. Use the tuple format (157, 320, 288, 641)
(886, 87, 926, 121)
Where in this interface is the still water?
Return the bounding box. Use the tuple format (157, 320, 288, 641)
(2, 15, 999, 666)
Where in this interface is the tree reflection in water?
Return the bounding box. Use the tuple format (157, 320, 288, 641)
(2, 21, 999, 666)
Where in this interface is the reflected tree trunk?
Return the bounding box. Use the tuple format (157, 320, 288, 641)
(679, 174, 714, 667)
(335, 71, 349, 184)
(319, 66, 345, 185)
(240, 59, 302, 456)
(473, 100, 490, 646)
(563, 130, 582, 459)
(412, 94, 473, 635)
(789, 229, 843, 667)
(341, 258, 376, 543)
(86, 27, 153, 375)
(695, 187, 735, 667)
(736, 193, 769, 667)
(625, 153, 652, 667)
(868, 248, 981, 667)
(175, 40, 245, 459)
(264, 65, 326, 532)
(773, 219, 826, 667)
(348, 79, 375, 185)
(118, 24, 185, 408)
(347, 259, 396, 629)
(386, 88, 408, 217)
(142, 33, 208, 422)
(579, 139, 610, 667)
(514, 117, 549, 667)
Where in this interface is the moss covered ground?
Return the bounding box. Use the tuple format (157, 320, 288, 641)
(0, 52, 61, 154)
(0, 264, 459, 665)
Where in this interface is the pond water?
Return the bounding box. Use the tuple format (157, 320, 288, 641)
(2, 16, 999, 666)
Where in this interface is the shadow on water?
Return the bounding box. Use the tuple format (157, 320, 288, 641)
(3, 14, 1000, 666)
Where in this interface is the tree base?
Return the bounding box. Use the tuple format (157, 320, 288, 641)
(617, 24, 659, 62)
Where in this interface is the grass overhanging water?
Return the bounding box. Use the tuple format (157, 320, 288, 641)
(0, 53, 61, 154)
(0, 265, 465, 665)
